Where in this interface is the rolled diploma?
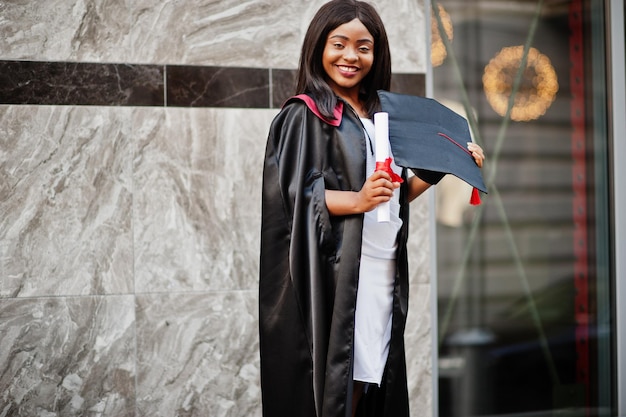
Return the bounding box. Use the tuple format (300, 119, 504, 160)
(374, 112, 390, 222)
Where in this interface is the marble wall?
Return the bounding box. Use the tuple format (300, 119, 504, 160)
(0, 1, 432, 416)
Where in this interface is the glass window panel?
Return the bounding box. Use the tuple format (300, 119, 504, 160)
(432, 1, 614, 416)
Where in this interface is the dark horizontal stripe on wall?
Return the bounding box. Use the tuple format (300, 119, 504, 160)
(166, 65, 268, 108)
(271, 68, 298, 108)
(0, 60, 424, 108)
(0, 61, 164, 106)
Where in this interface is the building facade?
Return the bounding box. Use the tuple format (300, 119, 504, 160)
(0, 1, 433, 416)
(1, 0, 625, 416)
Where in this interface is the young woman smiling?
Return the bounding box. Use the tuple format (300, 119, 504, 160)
(259, 2, 485, 417)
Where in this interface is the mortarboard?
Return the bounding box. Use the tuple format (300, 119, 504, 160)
(377, 90, 488, 205)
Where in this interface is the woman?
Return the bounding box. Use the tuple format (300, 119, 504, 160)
(259, 2, 484, 416)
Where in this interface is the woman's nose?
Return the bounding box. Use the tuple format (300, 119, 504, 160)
(343, 47, 358, 61)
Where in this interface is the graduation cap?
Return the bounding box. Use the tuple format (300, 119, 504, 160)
(377, 90, 487, 205)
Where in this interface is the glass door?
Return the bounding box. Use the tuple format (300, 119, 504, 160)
(431, 0, 614, 415)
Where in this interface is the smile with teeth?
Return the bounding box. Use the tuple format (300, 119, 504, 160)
(337, 65, 358, 72)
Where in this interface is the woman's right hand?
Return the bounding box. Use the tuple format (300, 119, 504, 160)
(325, 171, 400, 216)
(357, 171, 401, 212)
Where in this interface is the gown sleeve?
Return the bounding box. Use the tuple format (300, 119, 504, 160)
(411, 167, 446, 185)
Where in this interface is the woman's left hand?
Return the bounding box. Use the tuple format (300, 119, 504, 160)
(467, 142, 485, 168)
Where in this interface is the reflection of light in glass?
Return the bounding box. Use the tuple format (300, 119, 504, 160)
(431, 4, 453, 67)
(482, 46, 559, 121)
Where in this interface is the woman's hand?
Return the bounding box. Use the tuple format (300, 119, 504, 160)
(356, 171, 401, 212)
(325, 171, 400, 216)
(467, 142, 485, 168)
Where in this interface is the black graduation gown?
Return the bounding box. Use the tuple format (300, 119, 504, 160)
(259, 94, 411, 417)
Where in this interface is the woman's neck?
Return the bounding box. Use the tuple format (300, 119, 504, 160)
(338, 94, 367, 118)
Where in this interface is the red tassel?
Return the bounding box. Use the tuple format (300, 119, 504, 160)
(470, 187, 481, 205)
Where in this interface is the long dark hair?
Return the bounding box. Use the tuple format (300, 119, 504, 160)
(295, 0, 392, 119)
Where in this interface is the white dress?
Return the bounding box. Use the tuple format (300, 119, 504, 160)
(353, 118, 403, 386)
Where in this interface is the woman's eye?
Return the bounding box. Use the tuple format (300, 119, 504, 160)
(334, 43, 344, 49)
(359, 47, 371, 53)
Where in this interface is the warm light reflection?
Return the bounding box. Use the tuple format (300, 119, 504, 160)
(482, 46, 559, 121)
(431, 4, 453, 67)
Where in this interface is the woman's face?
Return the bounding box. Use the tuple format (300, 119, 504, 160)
(322, 18, 374, 100)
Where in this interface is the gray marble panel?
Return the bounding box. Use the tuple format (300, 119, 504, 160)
(406, 193, 434, 415)
(0, 0, 132, 62)
(135, 291, 260, 417)
(406, 282, 434, 417)
(1, 0, 426, 71)
(378, 0, 428, 73)
(131, 0, 305, 67)
(133, 107, 274, 293)
(407, 192, 433, 285)
(130, 0, 426, 71)
(0, 105, 133, 297)
(0, 295, 136, 416)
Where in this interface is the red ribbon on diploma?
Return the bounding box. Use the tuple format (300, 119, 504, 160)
(375, 157, 404, 183)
